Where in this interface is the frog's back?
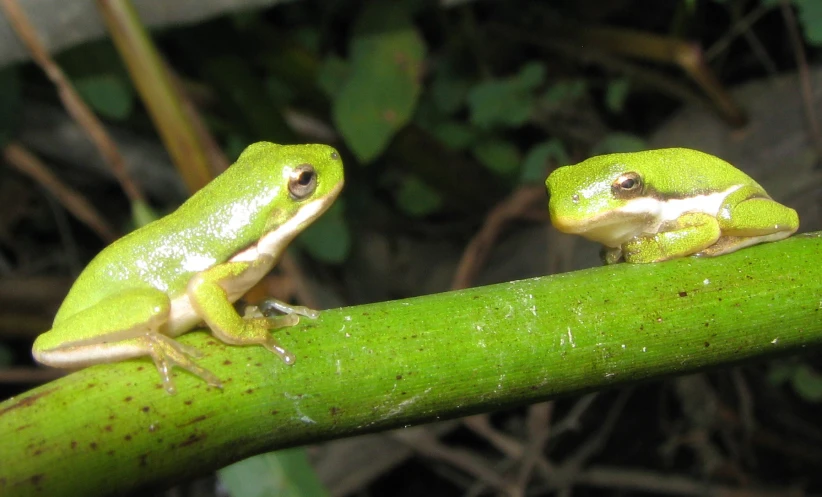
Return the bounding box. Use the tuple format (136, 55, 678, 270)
(620, 148, 766, 197)
(53, 146, 280, 323)
(53, 213, 238, 323)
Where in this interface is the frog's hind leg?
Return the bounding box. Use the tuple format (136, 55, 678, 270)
(700, 194, 799, 257)
(33, 288, 221, 393)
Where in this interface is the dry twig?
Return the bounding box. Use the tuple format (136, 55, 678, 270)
(0, 0, 144, 206)
(3, 142, 116, 241)
(779, 0, 822, 161)
(451, 185, 547, 290)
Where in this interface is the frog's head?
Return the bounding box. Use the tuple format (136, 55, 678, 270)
(219, 142, 345, 256)
(546, 152, 659, 247)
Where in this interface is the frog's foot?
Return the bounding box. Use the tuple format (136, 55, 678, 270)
(257, 298, 320, 319)
(143, 332, 223, 394)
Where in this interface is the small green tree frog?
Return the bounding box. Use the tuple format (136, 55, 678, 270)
(33, 142, 344, 393)
(545, 148, 799, 264)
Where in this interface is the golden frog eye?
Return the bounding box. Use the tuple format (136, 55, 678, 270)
(289, 164, 317, 200)
(612, 172, 642, 197)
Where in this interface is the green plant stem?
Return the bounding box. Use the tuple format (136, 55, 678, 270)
(2, 233, 821, 496)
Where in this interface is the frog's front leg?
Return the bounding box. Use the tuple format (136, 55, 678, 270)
(187, 255, 300, 365)
(697, 186, 799, 257)
(621, 212, 721, 263)
(32, 288, 223, 394)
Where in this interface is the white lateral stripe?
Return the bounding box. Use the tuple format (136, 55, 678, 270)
(618, 185, 741, 222)
(34, 342, 146, 367)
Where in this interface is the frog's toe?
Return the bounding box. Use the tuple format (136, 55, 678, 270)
(144, 333, 222, 392)
(257, 298, 321, 319)
(266, 314, 300, 329)
(262, 338, 296, 365)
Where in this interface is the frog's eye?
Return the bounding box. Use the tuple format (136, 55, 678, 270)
(612, 172, 642, 198)
(289, 164, 318, 200)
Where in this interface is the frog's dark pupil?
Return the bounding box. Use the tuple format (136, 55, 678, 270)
(621, 179, 635, 189)
(299, 171, 314, 185)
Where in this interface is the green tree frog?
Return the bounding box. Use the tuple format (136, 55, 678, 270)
(33, 142, 344, 393)
(545, 148, 799, 264)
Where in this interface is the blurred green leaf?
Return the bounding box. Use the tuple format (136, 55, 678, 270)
(467, 62, 546, 128)
(761, 0, 822, 45)
(767, 361, 796, 385)
(431, 69, 471, 115)
(796, 0, 822, 45)
(225, 134, 251, 161)
(74, 74, 134, 120)
(332, 3, 426, 163)
(293, 28, 321, 54)
(769, 361, 822, 402)
(605, 77, 631, 113)
(0, 343, 12, 368)
(520, 139, 570, 184)
(0, 66, 21, 146)
(317, 55, 350, 98)
(472, 139, 521, 176)
(266, 77, 296, 104)
(395, 175, 443, 217)
(541, 79, 587, 109)
(518, 62, 546, 87)
(59, 40, 135, 121)
(218, 448, 329, 497)
(297, 202, 350, 263)
(591, 133, 647, 155)
(430, 121, 476, 150)
(792, 364, 822, 402)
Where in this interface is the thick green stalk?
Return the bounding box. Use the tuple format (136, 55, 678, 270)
(2, 233, 821, 496)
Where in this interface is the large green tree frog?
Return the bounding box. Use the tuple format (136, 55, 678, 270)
(33, 142, 344, 393)
(545, 148, 798, 264)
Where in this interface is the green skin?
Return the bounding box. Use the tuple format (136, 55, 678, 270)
(32, 142, 345, 393)
(545, 148, 799, 264)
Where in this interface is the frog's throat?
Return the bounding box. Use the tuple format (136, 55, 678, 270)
(232, 181, 344, 263)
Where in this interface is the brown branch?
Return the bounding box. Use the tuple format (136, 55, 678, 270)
(0, 367, 64, 384)
(0, 0, 144, 205)
(577, 466, 803, 497)
(392, 428, 516, 494)
(451, 185, 547, 290)
(95, 0, 214, 192)
(3, 142, 116, 241)
(780, 0, 822, 162)
(514, 402, 554, 495)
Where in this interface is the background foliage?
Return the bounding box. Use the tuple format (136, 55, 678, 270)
(1, 0, 822, 496)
